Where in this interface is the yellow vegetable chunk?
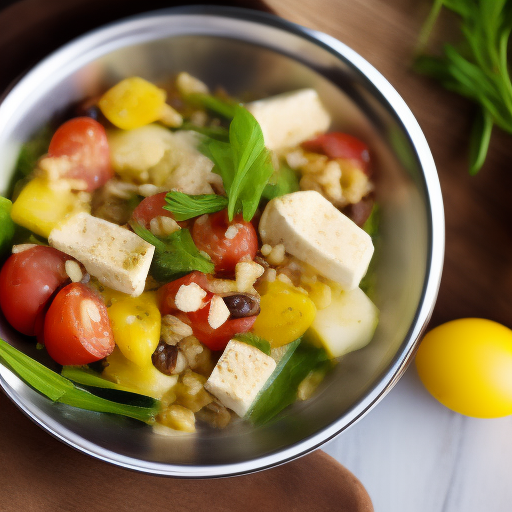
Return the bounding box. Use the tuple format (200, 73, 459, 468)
(107, 292, 161, 367)
(10, 177, 87, 238)
(252, 280, 316, 348)
(98, 77, 167, 130)
(103, 348, 178, 399)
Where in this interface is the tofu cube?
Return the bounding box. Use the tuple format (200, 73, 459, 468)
(49, 212, 154, 296)
(246, 89, 331, 150)
(259, 191, 373, 290)
(204, 340, 276, 417)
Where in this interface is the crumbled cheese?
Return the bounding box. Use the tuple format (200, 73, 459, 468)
(11, 244, 37, 254)
(277, 273, 294, 286)
(235, 261, 265, 292)
(159, 103, 183, 128)
(266, 243, 286, 266)
(176, 72, 209, 95)
(224, 224, 240, 240)
(149, 216, 181, 236)
(208, 295, 231, 329)
(65, 260, 83, 283)
(174, 283, 207, 312)
(260, 244, 272, 256)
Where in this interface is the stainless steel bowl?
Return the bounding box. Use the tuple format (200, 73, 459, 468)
(0, 6, 444, 477)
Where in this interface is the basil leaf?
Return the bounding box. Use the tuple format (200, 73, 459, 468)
(0, 197, 16, 259)
(207, 106, 275, 221)
(0, 339, 159, 423)
(163, 191, 228, 221)
(130, 222, 214, 282)
(234, 333, 271, 356)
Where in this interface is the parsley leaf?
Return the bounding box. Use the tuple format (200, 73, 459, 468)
(207, 106, 275, 221)
(234, 333, 271, 356)
(163, 191, 228, 221)
(415, 0, 512, 173)
(130, 221, 214, 282)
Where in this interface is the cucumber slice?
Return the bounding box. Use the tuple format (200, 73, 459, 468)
(307, 288, 379, 358)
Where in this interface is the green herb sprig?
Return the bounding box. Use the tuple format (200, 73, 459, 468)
(166, 106, 275, 222)
(0, 339, 159, 422)
(163, 192, 228, 221)
(415, 0, 512, 174)
(130, 222, 214, 281)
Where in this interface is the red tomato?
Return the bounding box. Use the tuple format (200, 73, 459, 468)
(158, 271, 212, 316)
(43, 283, 114, 365)
(131, 192, 182, 229)
(48, 117, 112, 191)
(0, 246, 70, 336)
(187, 305, 257, 351)
(191, 210, 258, 274)
(157, 271, 256, 351)
(302, 132, 371, 174)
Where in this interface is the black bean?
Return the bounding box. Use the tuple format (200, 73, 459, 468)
(152, 341, 178, 375)
(222, 293, 260, 318)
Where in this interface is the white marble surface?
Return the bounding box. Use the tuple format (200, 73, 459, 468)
(323, 365, 512, 512)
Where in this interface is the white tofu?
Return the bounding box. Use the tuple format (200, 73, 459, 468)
(246, 89, 331, 150)
(204, 340, 276, 417)
(49, 212, 154, 297)
(259, 191, 373, 290)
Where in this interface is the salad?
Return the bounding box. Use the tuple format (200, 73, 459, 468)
(0, 73, 379, 433)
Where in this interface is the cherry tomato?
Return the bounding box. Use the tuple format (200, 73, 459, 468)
(187, 305, 257, 351)
(416, 319, 512, 418)
(157, 271, 256, 351)
(43, 283, 114, 365)
(0, 246, 70, 336)
(48, 117, 112, 191)
(191, 210, 258, 274)
(302, 132, 371, 174)
(131, 192, 182, 229)
(158, 271, 211, 316)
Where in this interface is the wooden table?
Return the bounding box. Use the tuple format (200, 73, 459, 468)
(1, 0, 511, 510)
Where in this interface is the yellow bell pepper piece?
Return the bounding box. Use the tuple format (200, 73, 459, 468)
(107, 292, 161, 367)
(10, 177, 87, 238)
(98, 77, 167, 130)
(103, 348, 178, 399)
(252, 280, 317, 348)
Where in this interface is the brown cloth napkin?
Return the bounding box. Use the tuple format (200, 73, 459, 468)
(0, 391, 373, 511)
(0, 1, 373, 510)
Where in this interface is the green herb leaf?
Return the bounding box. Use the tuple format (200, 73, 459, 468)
(61, 367, 160, 409)
(207, 106, 275, 221)
(247, 339, 330, 425)
(0, 197, 16, 259)
(185, 93, 238, 119)
(262, 165, 300, 201)
(469, 108, 494, 175)
(130, 222, 214, 282)
(0, 339, 159, 422)
(234, 333, 271, 356)
(163, 191, 228, 221)
(177, 122, 229, 142)
(415, 0, 512, 173)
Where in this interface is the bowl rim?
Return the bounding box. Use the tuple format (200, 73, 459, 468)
(0, 5, 444, 478)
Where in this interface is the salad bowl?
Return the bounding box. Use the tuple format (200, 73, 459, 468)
(0, 5, 444, 477)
